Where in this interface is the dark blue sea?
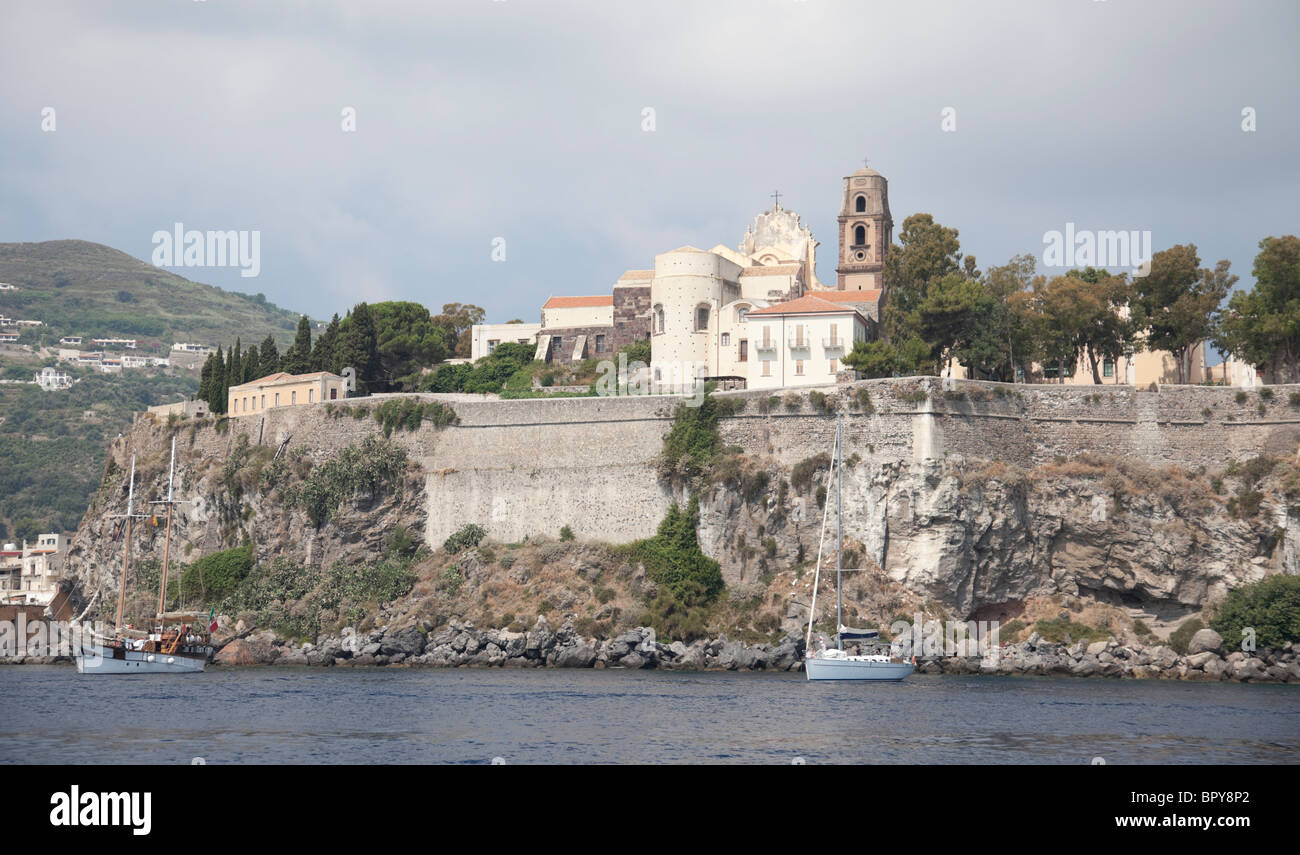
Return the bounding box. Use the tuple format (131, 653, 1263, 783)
(2, 666, 1296, 764)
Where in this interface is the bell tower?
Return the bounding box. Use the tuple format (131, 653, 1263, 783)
(835, 165, 892, 291)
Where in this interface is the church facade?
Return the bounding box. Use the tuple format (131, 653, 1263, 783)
(473, 165, 892, 390)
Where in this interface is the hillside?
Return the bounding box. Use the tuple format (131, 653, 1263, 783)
(0, 240, 301, 349)
(0, 238, 308, 540)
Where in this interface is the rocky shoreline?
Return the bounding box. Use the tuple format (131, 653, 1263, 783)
(6, 622, 1297, 683)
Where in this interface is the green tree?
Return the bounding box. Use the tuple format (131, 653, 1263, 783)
(1038, 272, 1135, 384)
(311, 313, 341, 374)
(880, 214, 972, 344)
(1214, 235, 1300, 382)
(243, 343, 260, 384)
(259, 334, 280, 375)
(1133, 245, 1235, 383)
(430, 303, 485, 359)
(225, 337, 243, 391)
(280, 315, 313, 375)
(335, 303, 378, 393)
(369, 301, 451, 391)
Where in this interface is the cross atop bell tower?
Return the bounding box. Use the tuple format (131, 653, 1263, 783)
(835, 163, 892, 292)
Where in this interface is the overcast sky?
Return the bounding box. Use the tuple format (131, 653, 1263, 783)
(2, 0, 1296, 329)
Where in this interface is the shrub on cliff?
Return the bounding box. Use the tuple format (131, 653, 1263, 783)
(443, 523, 486, 555)
(1211, 574, 1300, 650)
(657, 395, 737, 483)
(289, 435, 408, 527)
(373, 398, 457, 435)
(620, 499, 723, 605)
(179, 544, 254, 602)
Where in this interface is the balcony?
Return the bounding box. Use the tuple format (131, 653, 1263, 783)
(755, 339, 778, 352)
(823, 337, 847, 351)
(787, 335, 812, 351)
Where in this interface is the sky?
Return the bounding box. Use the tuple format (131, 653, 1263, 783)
(2, 0, 1297, 337)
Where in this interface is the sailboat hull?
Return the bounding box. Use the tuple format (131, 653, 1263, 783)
(75, 643, 207, 674)
(805, 657, 914, 681)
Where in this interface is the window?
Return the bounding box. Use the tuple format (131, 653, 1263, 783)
(695, 305, 710, 332)
(261, 394, 266, 408)
(330, 388, 337, 400)
(795, 360, 804, 376)
(309, 389, 315, 403)
(855, 195, 866, 213)
(291, 391, 297, 404)
(761, 360, 771, 376)
(762, 326, 772, 348)
(654, 304, 664, 333)
(736, 305, 750, 322)
(488, 339, 499, 354)
(721, 333, 730, 346)
(595, 334, 606, 352)
(829, 358, 838, 373)
(829, 322, 839, 346)
(275, 393, 280, 406)
(738, 339, 747, 362)
(1103, 360, 1115, 378)
(854, 225, 866, 246)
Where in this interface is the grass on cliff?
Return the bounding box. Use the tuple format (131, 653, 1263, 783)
(657, 394, 744, 484)
(614, 500, 724, 641)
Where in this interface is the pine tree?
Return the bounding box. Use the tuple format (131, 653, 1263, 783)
(226, 337, 243, 391)
(243, 344, 260, 384)
(312, 313, 341, 373)
(198, 352, 215, 403)
(282, 316, 313, 375)
(259, 334, 280, 375)
(208, 346, 228, 414)
(336, 303, 378, 394)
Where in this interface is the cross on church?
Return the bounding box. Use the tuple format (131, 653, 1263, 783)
(862, 155, 870, 168)
(770, 190, 782, 208)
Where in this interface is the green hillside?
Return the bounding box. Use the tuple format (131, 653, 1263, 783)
(0, 239, 301, 350)
(0, 239, 309, 541)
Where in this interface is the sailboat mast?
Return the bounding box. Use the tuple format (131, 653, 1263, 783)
(157, 437, 176, 626)
(835, 413, 842, 651)
(114, 454, 136, 632)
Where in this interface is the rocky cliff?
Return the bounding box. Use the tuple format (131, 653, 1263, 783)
(61, 380, 1299, 649)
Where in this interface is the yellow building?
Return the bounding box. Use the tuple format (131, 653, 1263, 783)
(228, 371, 346, 416)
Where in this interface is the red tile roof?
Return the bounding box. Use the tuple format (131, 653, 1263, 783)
(543, 295, 614, 309)
(814, 289, 882, 303)
(747, 294, 864, 316)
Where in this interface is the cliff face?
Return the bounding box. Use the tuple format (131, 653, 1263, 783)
(696, 455, 1291, 629)
(63, 380, 1298, 635)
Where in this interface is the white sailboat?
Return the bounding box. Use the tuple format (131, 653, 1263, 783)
(804, 412, 913, 681)
(76, 438, 214, 674)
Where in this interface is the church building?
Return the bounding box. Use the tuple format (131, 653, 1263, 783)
(472, 165, 893, 390)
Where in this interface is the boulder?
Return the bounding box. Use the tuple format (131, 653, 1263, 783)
(379, 628, 426, 658)
(1085, 641, 1109, 656)
(1070, 654, 1100, 676)
(1149, 646, 1178, 669)
(619, 652, 646, 670)
(1229, 657, 1266, 681)
(214, 639, 257, 666)
(1185, 651, 1218, 669)
(1201, 657, 1228, 680)
(553, 644, 597, 668)
(1187, 628, 1224, 656)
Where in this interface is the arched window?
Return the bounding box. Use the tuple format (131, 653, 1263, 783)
(736, 304, 750, 322)
(854, 225, 866, 246)
(653, 304, 665, 334)
(855, 195, 866, 213)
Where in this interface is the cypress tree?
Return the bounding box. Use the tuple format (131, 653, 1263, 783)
(312, 313, 341, 374)
(198, 352, 214, 402)
(244, 344, 260, 384)
(226, 337, 243, 391)
(259, 334, 280, 374)
(282, 316, 313, 375)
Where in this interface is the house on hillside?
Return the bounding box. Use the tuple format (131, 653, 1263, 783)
(227, 371, 346, 416)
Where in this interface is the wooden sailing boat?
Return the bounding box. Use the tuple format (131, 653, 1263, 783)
(804, 412, 913, 681)
(76, 438, 215, 674)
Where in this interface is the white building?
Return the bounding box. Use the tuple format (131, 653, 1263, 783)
(743, 295, 870, 390)
(91, 338, 137, 349)
(171, 342, 215, 354)
(0, 534, 67, 606)
(33, 367, 72, 391)
(59, 336, 83, 346)
(470, 322, 542, 361)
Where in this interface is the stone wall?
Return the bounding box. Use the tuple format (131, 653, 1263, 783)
(122, 378, 1298, 560)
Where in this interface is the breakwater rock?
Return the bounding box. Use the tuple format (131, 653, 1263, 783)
(918, 630, 1300, 683)
(214, 618, 807, 672)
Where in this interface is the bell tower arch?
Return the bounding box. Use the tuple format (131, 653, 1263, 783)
(836, 165, 892, 292)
